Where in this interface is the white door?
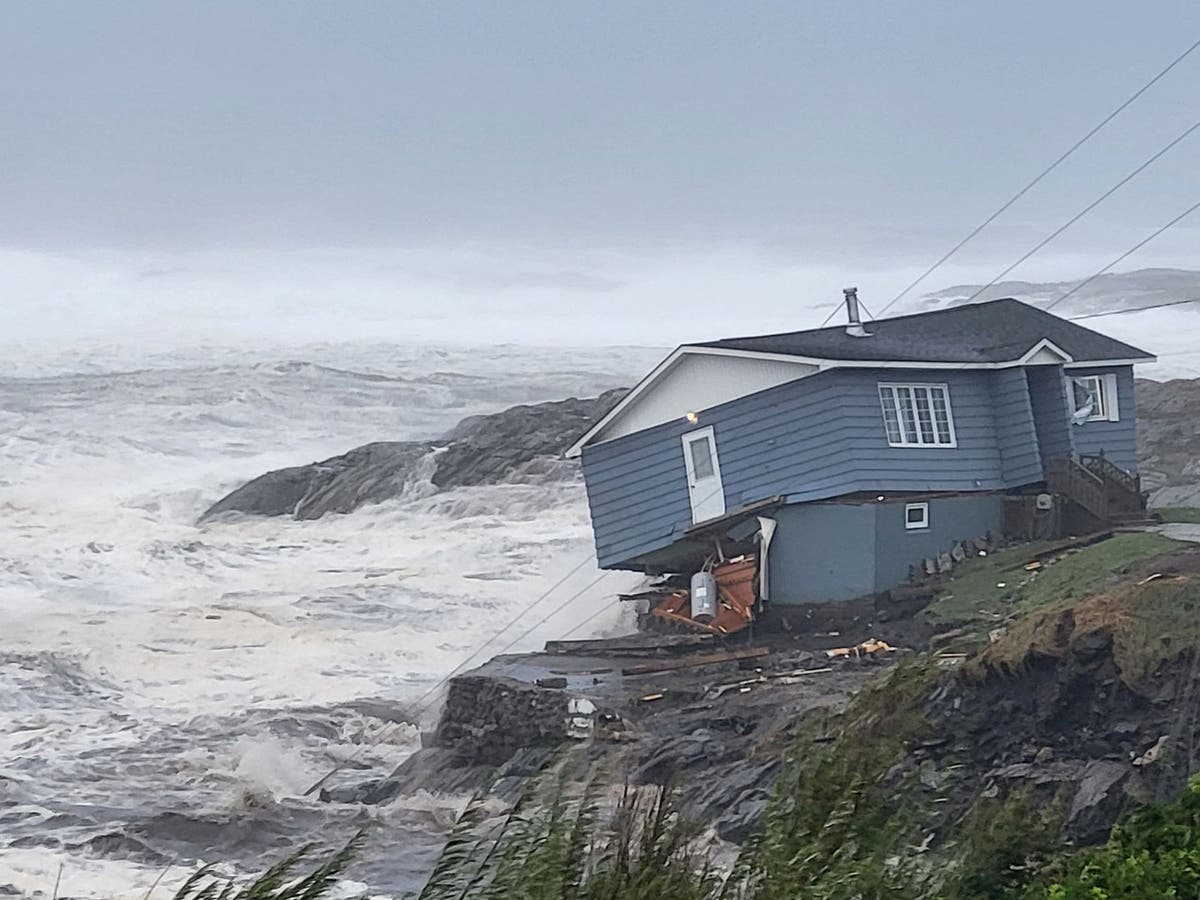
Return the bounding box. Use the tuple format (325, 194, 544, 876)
(682, 426, 726, 523)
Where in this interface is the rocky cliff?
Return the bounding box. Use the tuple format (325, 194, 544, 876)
(1137, 377, 1200, 508)
(200, 390, 626, 521)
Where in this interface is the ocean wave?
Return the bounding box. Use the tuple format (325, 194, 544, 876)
(0, 345, 647, 894)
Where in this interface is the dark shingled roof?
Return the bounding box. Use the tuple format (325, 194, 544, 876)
(694, 298, 1153, 364)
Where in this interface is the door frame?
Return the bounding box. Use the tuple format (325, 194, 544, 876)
(681, 426, 726, 523)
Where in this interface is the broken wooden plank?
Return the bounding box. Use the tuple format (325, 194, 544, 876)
(543, 634, 713, 655)
(621, 646, 770, 676)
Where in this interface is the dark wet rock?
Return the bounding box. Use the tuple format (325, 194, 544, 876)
(631, 734, 726, 785)
(1072, 631, 1113, 664)
(0, 885, 20, 896)
(200, 391, 626, 522)
(67, 831, 171, 865)
(357, 745, 558, 805)
(708, 761, 781, 843)
(319, 779, 389, 805)
(1067, 760, 1131, 845)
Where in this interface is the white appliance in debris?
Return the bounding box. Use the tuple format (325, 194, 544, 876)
(690, 570, 718, 622)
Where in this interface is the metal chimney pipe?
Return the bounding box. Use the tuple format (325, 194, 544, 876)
(843, 286, 868, 337)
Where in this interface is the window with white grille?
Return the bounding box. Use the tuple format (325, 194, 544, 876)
(878, 384, 957, 447)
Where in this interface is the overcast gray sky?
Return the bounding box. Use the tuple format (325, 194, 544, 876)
(4, 1, 1200, 349)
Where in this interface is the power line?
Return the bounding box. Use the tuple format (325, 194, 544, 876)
(302, 563, 613, 796)
(1045, 197, 1200, 313)
(963, 116, 1200, 304)
(1067, 297, 1200, 321)
(302, 476, 738, 797)
(862, 35, 1200, 322)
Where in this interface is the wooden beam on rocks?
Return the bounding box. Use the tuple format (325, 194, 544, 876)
(621, 646, 770, 676)
(544, 634, 713, 655)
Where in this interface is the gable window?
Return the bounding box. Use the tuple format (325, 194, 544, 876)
(878, 384, 957, 447)
(905, 502, 930, 530)
(1070, 374, 1119, 423)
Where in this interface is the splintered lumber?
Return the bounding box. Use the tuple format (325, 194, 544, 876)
(544, 634, 713, 655)
(621, 646, 770, 676)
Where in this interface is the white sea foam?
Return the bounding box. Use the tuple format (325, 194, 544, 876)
(0, 342, 655, 896)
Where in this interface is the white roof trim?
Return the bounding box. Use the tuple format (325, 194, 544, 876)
(1016, 338, 1074, 365)
(566, 343, 1156, 456)
(1063, 356, 1157, 368)
(564, 346, 817, 458)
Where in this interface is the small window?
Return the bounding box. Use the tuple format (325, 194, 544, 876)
(688, 434, 715, 479)
(879, 384, 957, 447)
(905, 502, 929, 530)
(1070, 374, 1117, 423)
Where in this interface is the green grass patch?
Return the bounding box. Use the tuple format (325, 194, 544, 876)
(1156, 506, 1200, 524)
(926, 532, 1183, 642)
(1025, 775, 1200, 899)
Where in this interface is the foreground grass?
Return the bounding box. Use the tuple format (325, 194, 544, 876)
(417, 784, 718, 900)
(155, 768, 1200, 900)
(169, 833, 362, 900)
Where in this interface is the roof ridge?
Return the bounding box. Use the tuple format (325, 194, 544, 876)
(690, 296, 1024, 347)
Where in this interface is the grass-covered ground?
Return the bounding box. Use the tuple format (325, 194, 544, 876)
(1156, 506, 1200, 524)
(925, 532, 1183, 646)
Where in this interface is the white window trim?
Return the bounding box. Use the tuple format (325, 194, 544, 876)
(1069, 373, 1120, 424)
(878, 383, 959, 448)
(905, 502, 930, 530)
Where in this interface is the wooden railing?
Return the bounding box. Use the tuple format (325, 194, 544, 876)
(1046, 457, 1109, 521)
(1047, 453, 1145, 522)
(1080, 452, 1143, 514)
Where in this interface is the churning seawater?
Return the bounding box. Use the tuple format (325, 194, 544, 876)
(0, 342, 658, 897)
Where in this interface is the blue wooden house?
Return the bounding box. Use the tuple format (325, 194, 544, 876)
(566, 293, 1156, 606)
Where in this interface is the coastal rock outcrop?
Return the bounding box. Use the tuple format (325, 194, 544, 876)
(203, 377, 1199, 523)
(200, 390, 626, 521)
(1137, 377, 1200, 508)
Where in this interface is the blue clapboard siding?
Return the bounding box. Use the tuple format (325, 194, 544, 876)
(872, 495, 1003, 594)
(767, 503, 877, 603)
(1025, 365, 1074, 469)
(583, 367, 1009, 569)
(989, 369, 1044, 485)
(766, 494, 1004, 604)
(1067, 365, 1139, 472)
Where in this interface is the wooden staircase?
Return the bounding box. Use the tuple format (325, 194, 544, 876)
(1045, 452, 1150, 525)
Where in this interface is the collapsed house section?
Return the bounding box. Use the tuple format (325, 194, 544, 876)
(619, 504, 777, 636)
(622, 492, 1016, 630)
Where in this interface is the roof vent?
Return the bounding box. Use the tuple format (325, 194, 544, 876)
(843, 287, 869, 337)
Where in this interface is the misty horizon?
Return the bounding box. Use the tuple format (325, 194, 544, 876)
(5, 3, 1200, 358)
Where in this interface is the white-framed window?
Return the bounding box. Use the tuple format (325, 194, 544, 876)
(1069, 374, 1120, 423)
(878, 384, 957, 447)
(905, 502, 930, 530)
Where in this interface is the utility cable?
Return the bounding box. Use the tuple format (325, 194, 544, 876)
(861, 35, 1200, 322)
(963, 116, 1200, 304)
(303, 476, 736, 796)
(1045, 197, 1200, 313)
(1067, 297, 1200, 321)
(302, 566, 613, 796)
